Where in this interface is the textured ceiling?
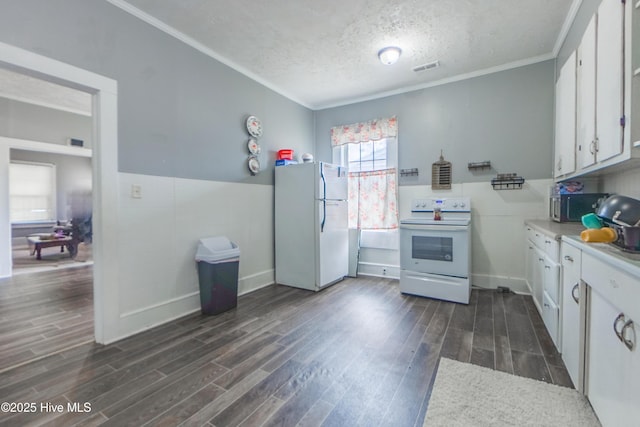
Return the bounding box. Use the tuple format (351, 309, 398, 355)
(114, 0, 576, 109)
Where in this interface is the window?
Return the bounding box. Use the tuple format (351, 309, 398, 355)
(9, 161, 56, 223)
(333, 137, 398, 230)
(347, 139, 388, 172)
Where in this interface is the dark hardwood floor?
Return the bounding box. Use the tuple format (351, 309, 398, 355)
(0, 275, 571, 427)
(0, 265, 94, 372)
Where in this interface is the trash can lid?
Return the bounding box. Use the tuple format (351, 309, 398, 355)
(195, 236, 240, 263)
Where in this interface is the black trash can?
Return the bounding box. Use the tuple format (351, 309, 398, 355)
(195, 237, 240, 315)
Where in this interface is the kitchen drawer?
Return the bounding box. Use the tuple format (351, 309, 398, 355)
(540, 234, 559, 260)
(561, 241, 581, 278)
(543, 257, 561, 304)
(542, 291, 560, 348)
(525, 226, 541, 248)
(526, 225, 560, 260)
(582, 252, 640, 323)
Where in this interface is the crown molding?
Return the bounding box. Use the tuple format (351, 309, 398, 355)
(105, 0, 312, 109)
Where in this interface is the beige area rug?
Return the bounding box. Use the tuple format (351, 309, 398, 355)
(424, 358, 600, 427)
(12, 240, 93, 275)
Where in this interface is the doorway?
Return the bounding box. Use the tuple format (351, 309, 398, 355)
(0, 41, 119, 363)
(10, 151, 93, 276)
(0, 74, 96, 372)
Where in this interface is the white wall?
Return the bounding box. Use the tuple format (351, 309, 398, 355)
(601, 168, 640, 200)
(114, 173, 274, 337)
(358, 178, 552, 294)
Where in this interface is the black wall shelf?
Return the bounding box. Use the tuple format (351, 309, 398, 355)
(491, 176, 525, 190)
(400, 168, 419, 177)
(468, 161, 491, 170)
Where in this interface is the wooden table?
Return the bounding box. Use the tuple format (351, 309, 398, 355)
(27, 236, 73, 260)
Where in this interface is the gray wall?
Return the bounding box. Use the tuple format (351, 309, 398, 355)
(0, 98, 92, 147)
(314, 60, 556, 185)
(0, 0, 314, 185)
(10, 149, 92, 221)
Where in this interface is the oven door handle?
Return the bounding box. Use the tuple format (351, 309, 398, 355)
(400, 224, 468, 232)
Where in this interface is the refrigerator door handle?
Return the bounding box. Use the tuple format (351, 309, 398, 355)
(321, 199, 326, 232)
(320, 162, 326, 200)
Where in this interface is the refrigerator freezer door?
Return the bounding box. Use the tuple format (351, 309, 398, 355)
(317, 200, 349, 287)
(318, 162, 348, 201)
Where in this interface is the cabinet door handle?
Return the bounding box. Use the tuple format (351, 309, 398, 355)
(621, 320, 636, 351)
(589, 140, 596, 154)
(571, 283, 579, 304)
(564, 255, 574, 262)
(545, 240, 552, 244)
(614, 313, 626, 342)
(544, 265, 551, 270)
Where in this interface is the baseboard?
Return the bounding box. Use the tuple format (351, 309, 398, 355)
(119, 290, 200, 322)
(108, 269, 275, 344)
(357, 262, 400, 279)
(238, 269, 275, 296)
(471, 274, 529, 294)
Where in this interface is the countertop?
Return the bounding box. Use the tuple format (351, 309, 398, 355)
(524, 219, 585, 240)
(562, 235, 640, 279)
(525, 218, 640, 278)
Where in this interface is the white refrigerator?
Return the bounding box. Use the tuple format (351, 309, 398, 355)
(275, 162, 349, 291)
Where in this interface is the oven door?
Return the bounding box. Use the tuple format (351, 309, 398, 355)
(400, 224, 470, 278)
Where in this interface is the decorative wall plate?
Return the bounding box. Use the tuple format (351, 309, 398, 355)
(248, 155, 260, 175)
(246, 115, 263, 138)
(247, 137, 261, 154)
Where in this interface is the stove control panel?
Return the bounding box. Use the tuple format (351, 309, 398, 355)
(411, 197, 471, 212)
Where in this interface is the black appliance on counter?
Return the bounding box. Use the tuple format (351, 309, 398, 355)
(596, 195, 640, 253)
(550, 193, 609, 222)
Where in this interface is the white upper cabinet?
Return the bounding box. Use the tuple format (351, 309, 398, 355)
(576, 16, 597, 169)
(554, 51, 577, 178)
(595, 0, 625, 162)
(577, 1, 624, 168)
(562, 0, 637, 180)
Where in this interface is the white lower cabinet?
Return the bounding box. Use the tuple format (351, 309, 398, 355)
(586, 288, 640, 427)
(581, 250, 640, 427)
(524, 224, 561, 348)
(560, 241, 582, 390)
(541, 291, 559, 349)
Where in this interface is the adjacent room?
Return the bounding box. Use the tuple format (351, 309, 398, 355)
(0, 0, 638, 426)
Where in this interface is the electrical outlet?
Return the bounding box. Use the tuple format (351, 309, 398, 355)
(131, 184, 142, 199)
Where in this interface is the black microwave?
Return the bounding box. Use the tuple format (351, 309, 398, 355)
(550, 193, 609, 222)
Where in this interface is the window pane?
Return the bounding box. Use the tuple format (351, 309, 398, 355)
(373, 160, 387, 171)
(359, 141, 374, 161)
(359, 160, 375, 172)
(347, 144, 361, 163)
(373, 140, 387, 162)
(346, 138, 390, 173)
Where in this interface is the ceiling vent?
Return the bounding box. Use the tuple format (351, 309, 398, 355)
(413, 60, 440, 73)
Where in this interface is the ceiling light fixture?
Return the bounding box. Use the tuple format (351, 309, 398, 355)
(378, 46, 402, 65)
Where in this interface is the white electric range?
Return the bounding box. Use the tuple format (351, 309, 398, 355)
(399, 197, 471, 304)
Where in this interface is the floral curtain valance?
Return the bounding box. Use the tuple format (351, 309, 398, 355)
(330, 116, 398, 147)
